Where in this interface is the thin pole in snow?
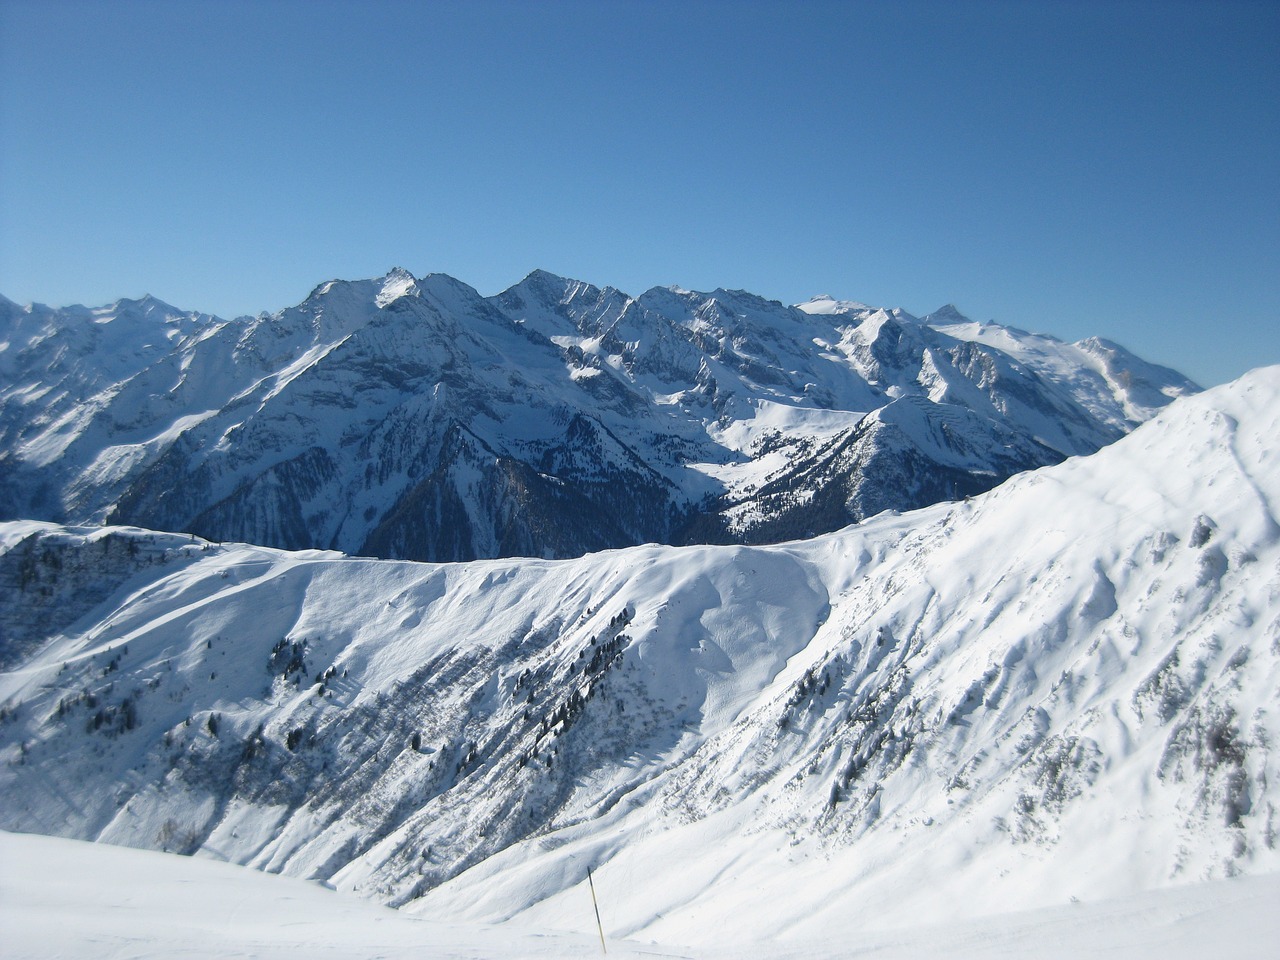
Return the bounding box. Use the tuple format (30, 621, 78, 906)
(587, 865, 607, 954)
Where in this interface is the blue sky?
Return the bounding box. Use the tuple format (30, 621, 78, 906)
(1, 0, 1276, 387)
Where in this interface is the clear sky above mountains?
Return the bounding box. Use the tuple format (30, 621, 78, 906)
(2, 0, 1276, 387)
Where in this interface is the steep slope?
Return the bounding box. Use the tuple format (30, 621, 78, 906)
(0, 367, 1274, 948)
(1, 271, 1197, 561)
(920, 303, 1201, 429)
(721, 393, 1066, 541)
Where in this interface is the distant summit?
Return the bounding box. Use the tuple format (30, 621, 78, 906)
(921, 302, 969, 324)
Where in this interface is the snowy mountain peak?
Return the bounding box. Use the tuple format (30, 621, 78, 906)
(796, 294, 872, 316)
(507, 268, 604, 306)
(97, 294, 190, 321)
(375, 267, 420, 307)
(923, 303, 971, 324)
(521, 267, 573, 287)
(513, 268, 612, 306)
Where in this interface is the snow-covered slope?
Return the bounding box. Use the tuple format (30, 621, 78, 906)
(0, 367, 1273, 949)
(4, 830, 1278, 960)
(0, 272, 1197, 561)
(920, 304, 1197, 429)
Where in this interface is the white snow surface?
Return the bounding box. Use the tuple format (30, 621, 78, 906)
(1, 366, 1277, 954)
(3, 830, 1277, 959)
(923, 309, 1199, 428)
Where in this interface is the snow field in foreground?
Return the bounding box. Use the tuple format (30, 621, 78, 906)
(2, 830, 1277, 960)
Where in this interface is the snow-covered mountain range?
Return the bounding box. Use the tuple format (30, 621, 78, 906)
(0, 270, 1197, 560)
(2, 366, 1275, 949)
